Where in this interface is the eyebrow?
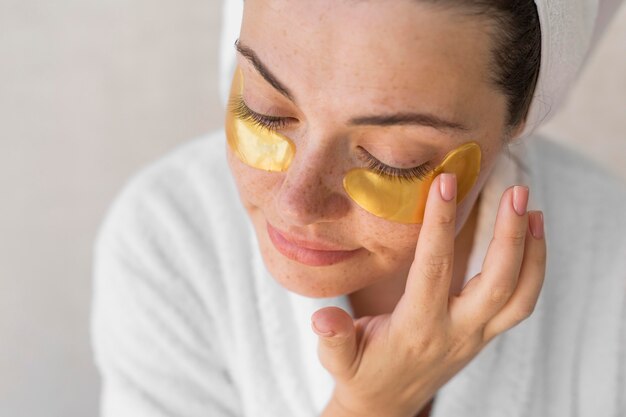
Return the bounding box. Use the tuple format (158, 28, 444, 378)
(234, 39, 469, 132)
(349, 113, 468, 131)
(235, 39, 296, 102)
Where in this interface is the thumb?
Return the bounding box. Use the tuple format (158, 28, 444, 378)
(311, 306, 358, 378)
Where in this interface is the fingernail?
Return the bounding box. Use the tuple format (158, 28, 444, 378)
(311, 320, 336, 337)
(513, 185, 529, 216)
(529, 211, 544, 239)
(439, 173, 457, 202)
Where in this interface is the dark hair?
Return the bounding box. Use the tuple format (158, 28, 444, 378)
(422, 0, 542, 130)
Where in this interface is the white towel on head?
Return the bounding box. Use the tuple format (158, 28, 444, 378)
(219, 0, 244, 108)
(218, 0, 623, 136)
(520, 0, 624, 137)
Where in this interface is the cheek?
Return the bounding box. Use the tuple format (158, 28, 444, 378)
(354, 178, 481, 265)
(356, 212, 422, 267)
(227, 148, 281, 211)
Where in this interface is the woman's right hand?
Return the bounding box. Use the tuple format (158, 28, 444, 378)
(311, 173, 546, 417)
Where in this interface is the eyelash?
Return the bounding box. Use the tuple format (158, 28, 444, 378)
(357, 147, 433, 183)
(231, 94, 432, 182)
(231, 94, 291, 131)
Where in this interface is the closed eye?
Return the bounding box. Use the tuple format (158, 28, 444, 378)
(357, 147, 433, 183)
(230, 94, 433, 182)
(230, 94, 293, 131)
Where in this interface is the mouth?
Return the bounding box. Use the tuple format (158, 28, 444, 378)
(266, 222, 363, 267)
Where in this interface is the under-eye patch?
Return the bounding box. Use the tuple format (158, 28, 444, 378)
(343, 142, 481, 223)
(225, 67, 481, 224)
(225, 68, 295, 172)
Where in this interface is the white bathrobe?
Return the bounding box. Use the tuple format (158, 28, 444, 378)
(91, 129, 626, 417)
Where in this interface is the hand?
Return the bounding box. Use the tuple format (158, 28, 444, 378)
(312, 173, 547, 417)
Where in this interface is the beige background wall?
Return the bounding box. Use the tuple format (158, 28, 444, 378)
(0, 1, 624, 416)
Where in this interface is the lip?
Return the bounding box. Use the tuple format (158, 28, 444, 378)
(266, 222, 362, 267)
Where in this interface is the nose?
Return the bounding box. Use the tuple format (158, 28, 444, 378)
(274, 150, 351, 226)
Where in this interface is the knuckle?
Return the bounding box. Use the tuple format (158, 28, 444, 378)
(321, 335, 349, 349)
(483, 301, 538, 342)
(435, 211, 456, 228)
(503, 310, 532, 330)
(420, 253, 454, 280)
(408, 334, 446, 361)
(481, 326, 497, 344)
(513, 301, 536, 322)
(489, 284, 515, 304)
(502, 230, 527, 248)
(447, 333, 480, 359)
(534, 247, 547, 267)
(400, 323, 444, 356)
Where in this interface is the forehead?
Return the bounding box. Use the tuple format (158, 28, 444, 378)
(241, 0, 501, 130)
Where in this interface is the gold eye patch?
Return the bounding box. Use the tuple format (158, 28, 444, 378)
(343, 142, 481, 223)
(225, 68, 295, 172)
(225, 67, 481, 224)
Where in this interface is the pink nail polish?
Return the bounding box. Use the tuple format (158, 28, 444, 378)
(529, 211, 544, 239)
(513, 185, 529, 216)
(439, 173, 457, 202)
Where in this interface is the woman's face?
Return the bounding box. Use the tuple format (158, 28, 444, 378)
(228, 0, 519, 298)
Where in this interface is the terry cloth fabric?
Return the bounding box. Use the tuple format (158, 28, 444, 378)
(91, 128, 626, 417)
(521, 0, 624, 138)
(217, 0, 624, 138)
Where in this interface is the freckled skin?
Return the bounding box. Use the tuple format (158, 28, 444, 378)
(228, 0, 524, 311)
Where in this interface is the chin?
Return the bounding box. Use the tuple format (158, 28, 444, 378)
(272, 270, 352, 298)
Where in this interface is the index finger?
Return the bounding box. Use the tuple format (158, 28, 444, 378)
(394, 173, 458, 325)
